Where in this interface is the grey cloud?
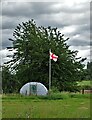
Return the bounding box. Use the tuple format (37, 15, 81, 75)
(64, 12, 89, 26)
(90, 41, 92, 46)
(2, 29, 14, 48)
(2, 39, 13, 49)
(71, 45, 90, 50)
(38, 11, 89, 28)
(1, 1, 90, 64)
(2, 2, 90, 31)
(2, 2, 32, 17)
(2, 2, 89, 17)
(68, 38, 90, 46)
(2, 15, 38, 30)
(77, 24, 90, 33)
(64, 23, 89, 38)
(67, 31, 90, 47)
(2, 20, 17, 29)
(2, 2, 57, 17)
(60, 3, 89, 13)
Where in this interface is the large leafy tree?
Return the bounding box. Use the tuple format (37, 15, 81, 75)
(2, 66, 19, 93)
(4, 19, 86, 92)
(86, 62, 92, 80)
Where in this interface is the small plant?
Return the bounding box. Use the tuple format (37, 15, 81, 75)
(51, 86, 59, 93)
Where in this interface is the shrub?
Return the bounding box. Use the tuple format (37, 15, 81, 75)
(50, 86, 59, 93)
(80, 85, 92, 90)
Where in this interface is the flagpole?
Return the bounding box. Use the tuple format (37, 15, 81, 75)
(49, 49, 51, 92)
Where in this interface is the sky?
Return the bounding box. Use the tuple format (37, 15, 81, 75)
(0, 0, 91, 67)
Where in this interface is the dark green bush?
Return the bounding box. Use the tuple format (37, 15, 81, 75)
(80, 85, 92, 90)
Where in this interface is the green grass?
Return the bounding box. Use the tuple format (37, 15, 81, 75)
(0, 94, 2, 119)
(2, 93, 91, 118)
(77, 80, 91, 86)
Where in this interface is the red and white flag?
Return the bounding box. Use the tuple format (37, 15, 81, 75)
(50, 51, 58, 62)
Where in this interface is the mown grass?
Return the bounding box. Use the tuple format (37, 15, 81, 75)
(0, 94, 2, 119)
(2, 92, 91, 118)
(77, 80, 91, 86)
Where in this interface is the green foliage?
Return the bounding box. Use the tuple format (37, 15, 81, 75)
(3, 19, 86, 93)
(2, 66, 18, 93)
(77, 80, 92, 90)
(80, 62, 92, 80)
(2, 92, 90, 100)
(86, 62, 92, 80)
(77, 80, 91, 86)
(50, 86, 59, 93)
(69, 93, 90, 98)
(82, 85, 92, 90)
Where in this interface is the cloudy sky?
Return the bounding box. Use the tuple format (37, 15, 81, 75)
(0, 0, 91, 67)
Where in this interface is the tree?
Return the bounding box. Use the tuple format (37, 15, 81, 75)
(4, 19, 86, 92)
(2, 65, 21, 93)
(86, 62, 92, 80)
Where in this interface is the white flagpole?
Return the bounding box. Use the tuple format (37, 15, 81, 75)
(49, 49, 51, 92)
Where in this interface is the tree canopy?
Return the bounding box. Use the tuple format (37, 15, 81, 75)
(3, 19, 86, 93)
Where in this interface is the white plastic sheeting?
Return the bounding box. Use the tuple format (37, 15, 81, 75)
(20, 82, 48, 96)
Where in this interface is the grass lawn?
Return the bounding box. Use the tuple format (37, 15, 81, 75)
(2, 93, 91, 118)
(0, 95, 2, 119)
(77, 80, 91, 86)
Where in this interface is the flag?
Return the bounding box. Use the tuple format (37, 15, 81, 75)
(50, 51, 58, 62)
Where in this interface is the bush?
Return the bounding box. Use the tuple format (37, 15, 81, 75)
(69, 93, 90, 98)
(38, 92, 69, 100)
(83, 85, 92, 90)
(80, 85, 92, 90)
(51, 86, 59, 93)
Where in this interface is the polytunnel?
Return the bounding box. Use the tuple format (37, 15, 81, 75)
(20, 82, 48, 96)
